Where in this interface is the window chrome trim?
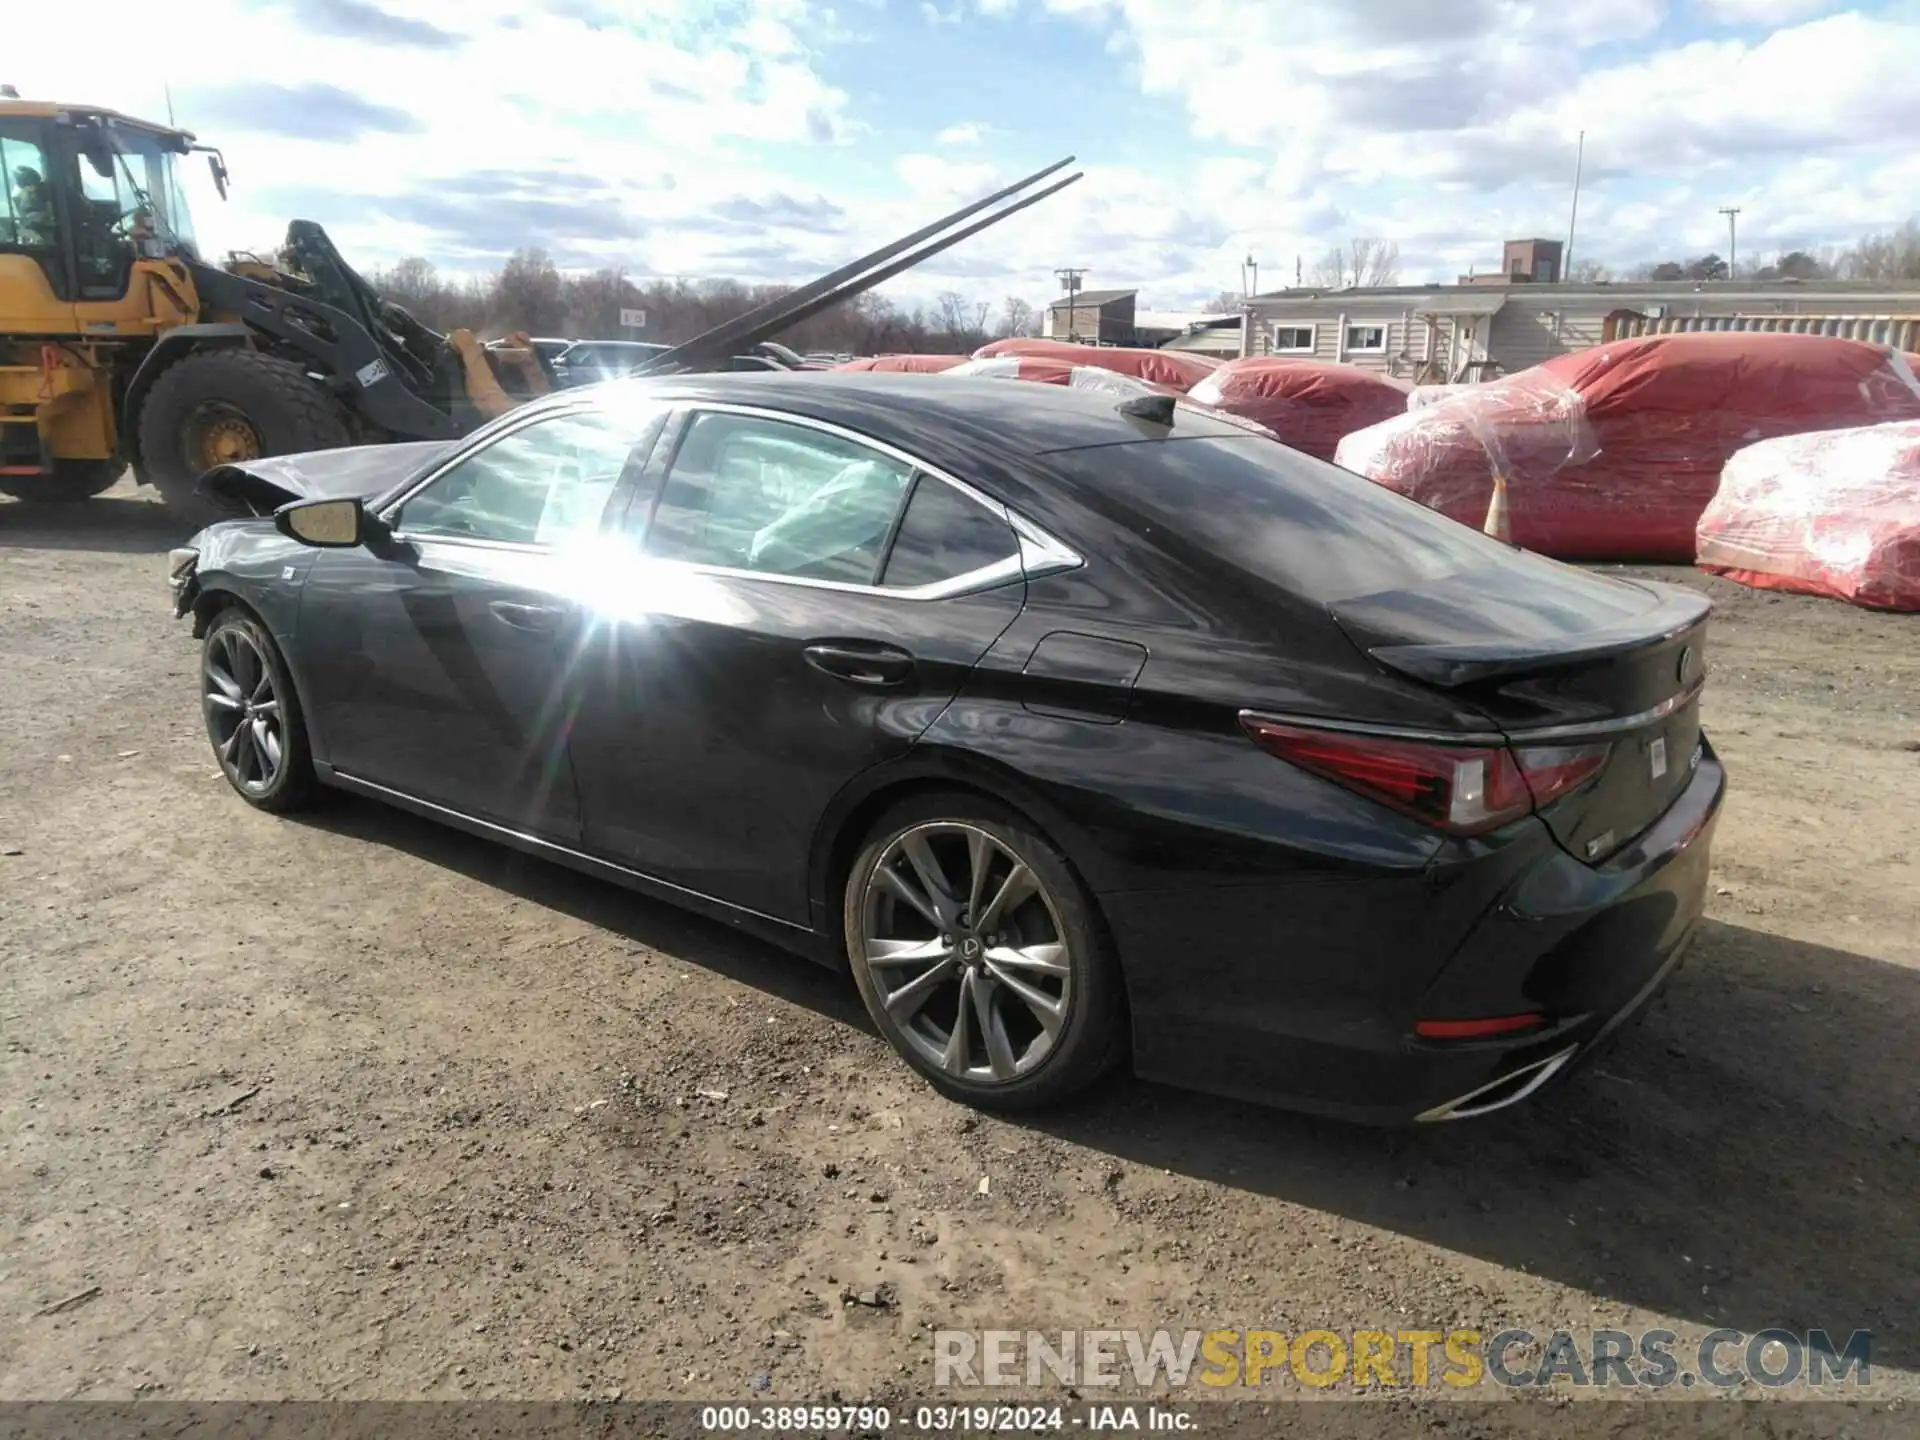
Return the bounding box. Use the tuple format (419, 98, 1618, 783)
(370, 393, 1086, 599)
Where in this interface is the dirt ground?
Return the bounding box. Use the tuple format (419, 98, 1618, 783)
(2, 479, 1917, 1411)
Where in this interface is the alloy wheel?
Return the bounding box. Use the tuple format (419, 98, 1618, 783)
(853, 821, 1073, 1084)
(204, 627, 284, 795)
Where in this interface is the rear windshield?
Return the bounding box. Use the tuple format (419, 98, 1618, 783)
(1047, 436, 1549, 604)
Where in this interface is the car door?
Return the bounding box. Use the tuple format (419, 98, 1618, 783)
(296, 400, 665, 840)
(568, 404, 1032, 924)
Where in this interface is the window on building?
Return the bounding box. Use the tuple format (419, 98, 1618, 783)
(1535, 259, 1555, 282)
(1344, 324, 1387, 354)
(1271, 325, 1315, 353)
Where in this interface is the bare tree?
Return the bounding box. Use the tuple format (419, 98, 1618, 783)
(1566, 259, 1612, 283)
(493, 248, 568, 336)
(1307, 238, 1400, 289)
(1350, 238, 1400, 287)
(998, 296, 1035, 338)
(935, 290, 990, 350)
(1308, 246, 1347, 287)
(1839, 220, 1920, 281)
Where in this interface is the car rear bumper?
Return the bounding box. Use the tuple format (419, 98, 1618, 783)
(1112, 735, 1725, 1125)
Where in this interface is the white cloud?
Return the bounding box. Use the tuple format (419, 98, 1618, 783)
(937, 121, 989, 144)
(1694, 0, 1839, 23)
(8, 0, 859, 267)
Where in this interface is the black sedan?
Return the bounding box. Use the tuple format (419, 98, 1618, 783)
(168, 373, 1724, 1122)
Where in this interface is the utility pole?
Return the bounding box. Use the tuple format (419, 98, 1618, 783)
(1564, 130, 1584, 281)
(1053, 267, 1085, 341)
(1718, 207, 1741, 280)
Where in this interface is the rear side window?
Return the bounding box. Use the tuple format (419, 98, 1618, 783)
(1047, 436, 1533, 604)
(644, 412, 916, 583)
(880, 477, 1019, 589)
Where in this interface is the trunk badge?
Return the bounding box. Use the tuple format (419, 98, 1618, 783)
(1649, 736, 1669, 780)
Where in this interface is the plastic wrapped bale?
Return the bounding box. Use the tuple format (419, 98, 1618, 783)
(947, 356, 1174, 395)
(1407, 383, 1478, 410)
(1697, 420, 1920, 610)
(1187, 358, 1410, 461)
(1334, 334, 1920, 561)
(968, 338, 1219, 391)
(1333, 368, 1597, 549)
(831, 354, 969, 373)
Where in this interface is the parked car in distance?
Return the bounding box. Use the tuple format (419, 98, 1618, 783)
(169, 374, 1724, 1122)
(554, 340, 671, 386)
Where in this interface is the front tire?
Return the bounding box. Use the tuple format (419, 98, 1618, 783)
(843, 793, 1126, 1111)
(138, 349, 351, 524)
(0, 460, 123, 503)
(202, 607, 315, 813)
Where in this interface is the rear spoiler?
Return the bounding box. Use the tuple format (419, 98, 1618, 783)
(1358, 587, 1712, 688)
(634, 158, 1084, 377)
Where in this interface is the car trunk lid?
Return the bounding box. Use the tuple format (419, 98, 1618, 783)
(1330, 566, 1710, 864)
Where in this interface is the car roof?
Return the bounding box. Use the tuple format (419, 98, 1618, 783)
(560, 370, 1256, 460)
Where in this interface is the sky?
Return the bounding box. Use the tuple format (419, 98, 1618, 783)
(12, 0, 1920, 311)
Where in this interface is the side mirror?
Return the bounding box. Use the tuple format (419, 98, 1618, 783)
(194, 146, 231, 201)
(275, 496, 379, 548)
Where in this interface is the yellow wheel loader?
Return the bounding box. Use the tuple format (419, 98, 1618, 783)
(1, 94, 1079, 520)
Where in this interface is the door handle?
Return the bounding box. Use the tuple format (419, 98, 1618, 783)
(488, 600, 565, 633)
(803, 641, 915, 688)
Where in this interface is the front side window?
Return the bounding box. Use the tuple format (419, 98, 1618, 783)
(1345, 324, 1387, 354)
(643, 411, 914, 583)
(880, 476, 1019, 589)
(397, 406, 662, 545)
(0, 123, 58, 250)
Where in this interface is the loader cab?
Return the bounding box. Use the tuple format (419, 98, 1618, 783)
(0, 102, 201, 310)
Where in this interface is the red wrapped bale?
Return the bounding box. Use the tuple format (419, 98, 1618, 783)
(1697, 420, 1920, 610)
(832, 354, 968, 373)
(969, 338, 1219, 391)
(947, 355, 1178, 396)
(1333, 334, 1920, 561)
(1187, 358, 1410, 461)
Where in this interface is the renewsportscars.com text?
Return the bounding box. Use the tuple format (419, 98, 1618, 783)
(933, 1327, 1873, 1390)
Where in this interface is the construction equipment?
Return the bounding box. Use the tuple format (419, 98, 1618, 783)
(0, 93, 1080, 517)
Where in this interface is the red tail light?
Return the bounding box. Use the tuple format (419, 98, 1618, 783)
(1415, 1013, 1546, 1039)
(1238, 719, 1611, 836)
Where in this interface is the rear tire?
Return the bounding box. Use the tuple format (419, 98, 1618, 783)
(843, 792, 1127, 1112)
(0, 460, 123, 503)
(138, 349, 351, 525)
(201, 606, 316, 814)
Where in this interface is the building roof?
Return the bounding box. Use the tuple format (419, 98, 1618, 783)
(1251, 278, 1920, 304)
(1047, 288, 1137, 309)
(1413, 293, 1508, 318)
(1133, 309, 1235, 331)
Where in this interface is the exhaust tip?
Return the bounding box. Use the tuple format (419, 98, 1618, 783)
(1416, 1044, 1580, 1122)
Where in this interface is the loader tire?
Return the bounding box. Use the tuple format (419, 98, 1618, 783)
(139, 349, 351, 525)
(0, 460, 124, 503)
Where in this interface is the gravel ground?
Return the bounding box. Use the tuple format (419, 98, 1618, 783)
(1, 481, 1916, 1412)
